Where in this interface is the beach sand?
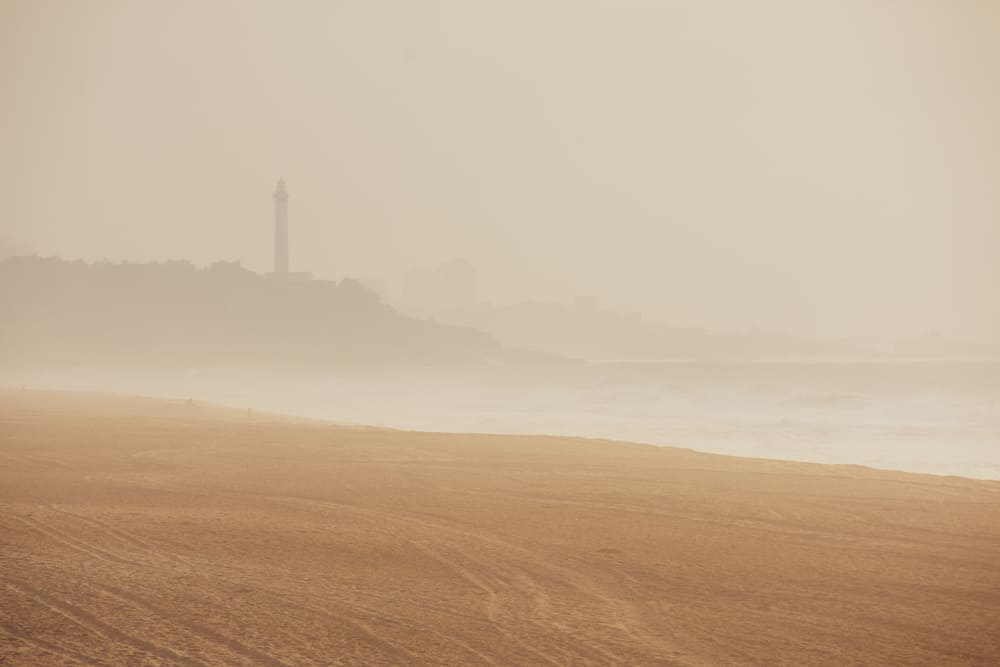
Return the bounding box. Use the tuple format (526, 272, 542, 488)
(1, 390, 999, 665)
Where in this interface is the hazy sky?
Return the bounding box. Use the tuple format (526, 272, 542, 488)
(4, 0, 999, 341)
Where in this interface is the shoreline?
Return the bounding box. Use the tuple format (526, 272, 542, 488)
(3, 389, 1000, 664)
(4, 385, 999, 483)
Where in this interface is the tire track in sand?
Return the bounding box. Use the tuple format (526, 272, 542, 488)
(27, 508, 290, 667)
(203, 558, 500, 665)
(240, 585, 421, 664)
(360, 505, 637, 664)
(6, 515, 139, 567)
(10, 510, 291, 666)
(47, 504, 193, 568)
(266, 494, 631, 664)
(404, 538, 575, 667)
(86, 581, 290, 667)
(2, 576, 202, 666)
(342, 601, 499, 666)
(0, 619, 103, 666)
(386, 506, 679, 664)
(41, 505, 414, 665)
(255, 495, 571, 664)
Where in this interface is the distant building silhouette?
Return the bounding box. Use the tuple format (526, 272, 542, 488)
(400, 259, 477, 315)
(270, 178, 312, 280)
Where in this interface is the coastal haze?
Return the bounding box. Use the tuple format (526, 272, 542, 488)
(3, 1, 1000, 665)
(5, 0, 1000, 343)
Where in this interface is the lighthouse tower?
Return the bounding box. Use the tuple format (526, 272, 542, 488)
(273, 178, 289, 274)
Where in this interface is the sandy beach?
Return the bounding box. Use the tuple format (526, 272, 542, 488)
(2, 390, 999, 665)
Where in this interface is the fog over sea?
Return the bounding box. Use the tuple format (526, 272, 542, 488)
(15, 359, 1000, 481)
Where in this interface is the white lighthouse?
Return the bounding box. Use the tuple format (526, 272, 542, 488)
(273, 178, 289, 274)
(269, 179, 312, 280)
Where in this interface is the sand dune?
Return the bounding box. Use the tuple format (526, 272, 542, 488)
(1, 391, 999, 665)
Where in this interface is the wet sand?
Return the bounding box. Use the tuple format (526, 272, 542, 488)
(2, 390, 999, 665)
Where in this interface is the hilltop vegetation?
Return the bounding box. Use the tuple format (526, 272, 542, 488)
(1, 257, 501, 367)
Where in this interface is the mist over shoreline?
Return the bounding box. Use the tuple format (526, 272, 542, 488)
(5, 253, 997, 481)
(9, 357, 999, 481)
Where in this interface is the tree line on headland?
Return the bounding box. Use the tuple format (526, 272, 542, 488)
(4, 256, 997, 368)
(1, 256, 501, 368)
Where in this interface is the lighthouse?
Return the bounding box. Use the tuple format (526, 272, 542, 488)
(273, 178, 289, 274)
